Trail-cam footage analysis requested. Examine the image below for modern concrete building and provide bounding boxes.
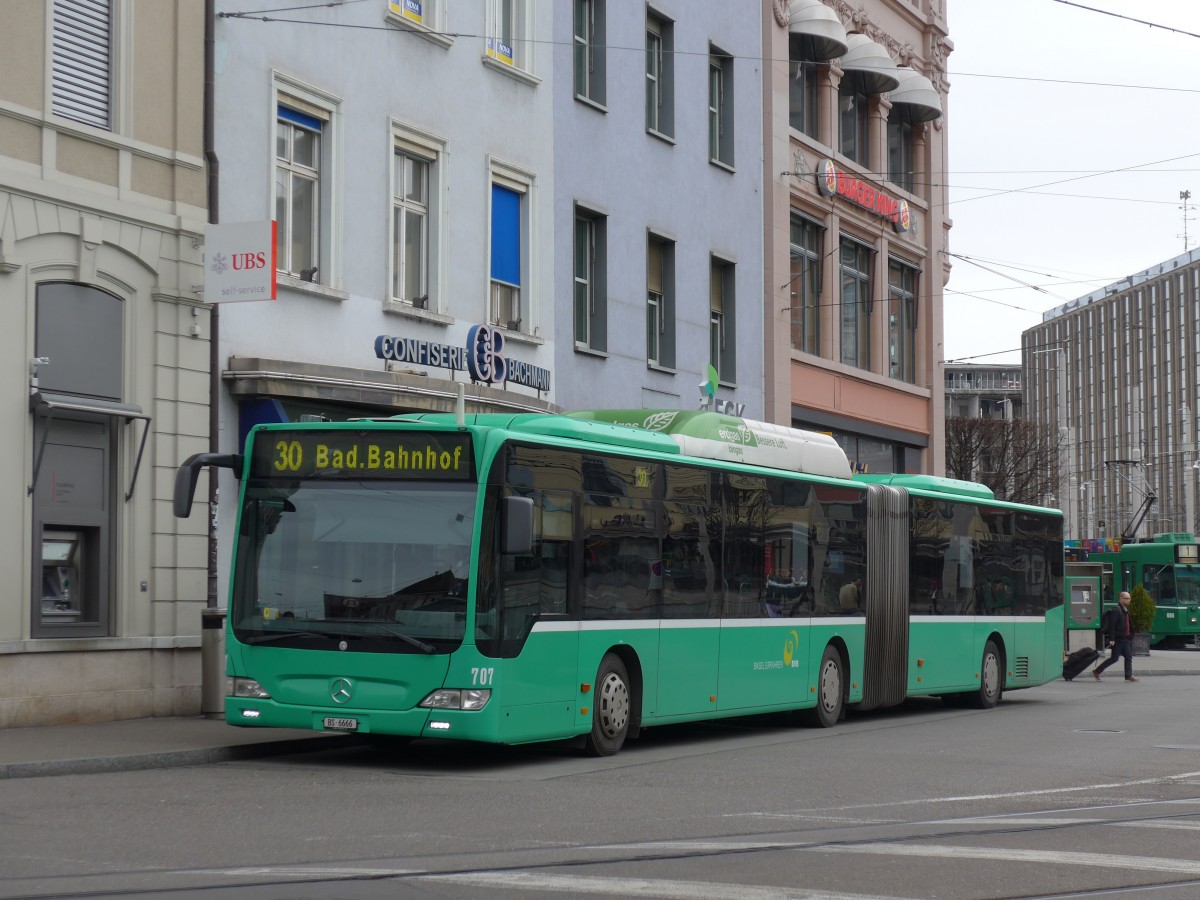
[1024,247,1200,541]
[553,2,764,417]
[763,0,951,475]
[944,363,1023,420]
[0,1,209,726]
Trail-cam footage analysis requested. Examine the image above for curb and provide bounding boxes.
[0,734,369,781]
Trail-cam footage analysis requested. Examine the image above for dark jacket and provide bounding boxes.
[1102,604,1134,642]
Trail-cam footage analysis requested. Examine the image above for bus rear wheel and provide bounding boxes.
[584,653,631,756]
[803,645,844,728]
[968,640,1004,709]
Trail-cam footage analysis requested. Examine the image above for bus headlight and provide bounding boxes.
[233,678,271,699]
[419,689,491,711]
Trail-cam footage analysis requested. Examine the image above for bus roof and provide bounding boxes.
[567,409,851,479]
[856,473,997,501]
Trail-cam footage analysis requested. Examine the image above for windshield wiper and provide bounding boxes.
[242,629,335,645]
[370,624,437,654]
[241,624,437,653]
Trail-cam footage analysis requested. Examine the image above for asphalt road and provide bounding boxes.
[2,675,1199,899]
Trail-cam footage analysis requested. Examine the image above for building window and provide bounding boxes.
[390,126,444,311]
[491,184,522,330]
[838,74,871,166]
[276,102,327,283]
[575,206,607,351]
[392,150,428,306]
[486,0,531,72]
[645,11,674,138]
[710,256,736,383]
[788,33,821,139]
[489,164,535,333]
[888,259,918,383]
[708,47,734,167]
[789,59,819,139]
[839,238,873,370]
[647,234,675,368]
[52,0,114,130]
[789,215,823,354]
[887,107,916,192]
[386,0,447,39]
[574,0,606,105]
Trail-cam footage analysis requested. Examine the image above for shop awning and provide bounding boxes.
[889,66,943,122]
[788,0,848,61]
[29,390,151,502]
[839,32,901,95]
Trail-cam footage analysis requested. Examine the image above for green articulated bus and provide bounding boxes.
[174,409,1064,756]
[1086,535,1200,647]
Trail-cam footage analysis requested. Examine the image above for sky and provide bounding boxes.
[943,0,1200,365]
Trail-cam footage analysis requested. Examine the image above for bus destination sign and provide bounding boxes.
[251,430,474,481]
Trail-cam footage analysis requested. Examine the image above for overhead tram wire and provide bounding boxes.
[941,151,1200,210]
[942,288,1046,316]
[944,253,1080,305]
[1051,0,1200,41]
[943,254,1120,283]
[216,7,1200,77]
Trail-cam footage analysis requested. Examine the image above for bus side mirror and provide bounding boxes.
[174,453,243,518]
[502,496,534,555]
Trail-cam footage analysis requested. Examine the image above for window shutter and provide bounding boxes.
[52,0,112,130]
[490,184,521,286]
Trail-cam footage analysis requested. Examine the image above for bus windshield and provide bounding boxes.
[231,480,478,652]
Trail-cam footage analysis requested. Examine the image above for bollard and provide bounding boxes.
[201,607,227,718]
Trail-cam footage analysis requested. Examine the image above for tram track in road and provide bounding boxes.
[4,791,1200,900]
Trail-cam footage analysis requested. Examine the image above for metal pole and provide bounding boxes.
[1056,348,1074,540]
[205,0,221,610]
[201,0,226,717]
[1185,406,1196,537]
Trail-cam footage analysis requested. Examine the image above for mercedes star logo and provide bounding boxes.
[330,678,354,704]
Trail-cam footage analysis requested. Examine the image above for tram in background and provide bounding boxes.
[1083,534,1200,648]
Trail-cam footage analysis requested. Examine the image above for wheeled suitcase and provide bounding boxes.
[1062,646,1100,681]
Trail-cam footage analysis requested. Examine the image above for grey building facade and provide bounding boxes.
[1024,248,1200,542]
[554,1,765,417]
[944,363,1023,420]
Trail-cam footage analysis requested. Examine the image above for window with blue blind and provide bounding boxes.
[276,104,324,281]
[490,184,523,330]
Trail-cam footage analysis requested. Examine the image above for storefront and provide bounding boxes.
[225,325,559,443]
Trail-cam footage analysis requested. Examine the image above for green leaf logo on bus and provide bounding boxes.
[783,629,800,667]
[642,411,679,432]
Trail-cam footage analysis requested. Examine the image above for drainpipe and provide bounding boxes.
[204,0,221,610]
[202,0,226,717]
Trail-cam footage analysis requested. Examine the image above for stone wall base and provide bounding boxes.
[0,648,201,728]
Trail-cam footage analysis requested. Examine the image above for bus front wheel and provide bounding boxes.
[584,653,631,756]
[804,645,844,728]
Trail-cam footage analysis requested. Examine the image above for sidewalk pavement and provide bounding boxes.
[3,650,1197,780]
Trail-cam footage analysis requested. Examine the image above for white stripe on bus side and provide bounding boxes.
[531,615,1047,633]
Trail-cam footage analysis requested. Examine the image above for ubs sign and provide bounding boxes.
[374,324,552,393]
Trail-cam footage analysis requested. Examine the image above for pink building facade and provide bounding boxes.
[763,0,951,475]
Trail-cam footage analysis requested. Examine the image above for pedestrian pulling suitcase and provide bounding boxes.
[1062,646,1100,681]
